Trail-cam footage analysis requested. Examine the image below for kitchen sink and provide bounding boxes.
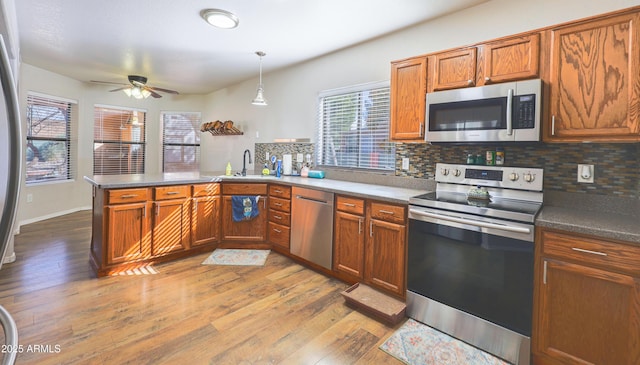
[218,174,276,180]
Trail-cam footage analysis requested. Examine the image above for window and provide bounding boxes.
[25,93,76,184]
[161,112,201,172]
[93,106,146,175]
[318,81,395,171]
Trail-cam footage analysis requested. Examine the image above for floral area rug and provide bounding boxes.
[380,319,511,365]
[201,249,270,266]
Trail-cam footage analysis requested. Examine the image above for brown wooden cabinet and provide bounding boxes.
[151,185,191,256]
[390,57,427,141]
[533,228,640,365]
[105,200,151,265]
[221,183,268,242]
[365,201,407,297]
[431,47,478,91]
[268,184,291,251]
[546,12,640,142]
[333,196,407,298]
[333,196,366,280]
[191,183,220,247]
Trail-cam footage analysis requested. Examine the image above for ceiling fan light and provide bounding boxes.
[141,89,151,99]
[201,9,239,29]
[123,88,132,97]
[131,87,143,99]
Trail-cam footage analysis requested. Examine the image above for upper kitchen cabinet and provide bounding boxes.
[546,12,640,142]
[390,56,427,141]
[429,33,540,92]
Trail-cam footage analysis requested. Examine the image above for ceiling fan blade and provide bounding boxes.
[144,87,162,98]
[91,80,129,86]
[109,86,130,92]
[148,86,179,95]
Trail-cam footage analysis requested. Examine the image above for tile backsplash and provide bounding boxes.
[255,141,639,199]
[395,142,639,198]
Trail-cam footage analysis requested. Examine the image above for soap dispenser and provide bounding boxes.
[225,162,232,176]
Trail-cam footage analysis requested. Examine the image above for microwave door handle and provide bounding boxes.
[506,88,514,136]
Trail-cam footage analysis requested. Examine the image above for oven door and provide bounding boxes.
[408,205,534,336]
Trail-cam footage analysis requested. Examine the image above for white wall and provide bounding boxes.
[18,64,205,225]
[201,0,640,172]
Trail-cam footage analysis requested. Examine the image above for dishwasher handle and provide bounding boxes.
[295,195,332,206]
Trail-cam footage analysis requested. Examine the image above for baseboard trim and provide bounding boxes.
[19,206,92,227]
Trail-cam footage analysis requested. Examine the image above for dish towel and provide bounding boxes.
[231,195,260,222]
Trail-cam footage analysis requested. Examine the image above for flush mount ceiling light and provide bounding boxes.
[201,9,239,29]
[252,51,267,106]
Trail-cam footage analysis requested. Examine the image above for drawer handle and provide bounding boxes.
[165,191,180,195]
[120,194,138,198]
[342,203,356,207]
[378,209,395,215]
[274,189,283,193]
[571,247,607,256]
[273,228,282,233]
[273,215,282,220]
[274,202,282,206]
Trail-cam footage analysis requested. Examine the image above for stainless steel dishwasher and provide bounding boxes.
[290,187,334,270]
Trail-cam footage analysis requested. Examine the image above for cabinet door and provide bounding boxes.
[106,202,151,264]
[390,57,427,141]
[535,259,640,365]
[333,211,365,280]
[221,196,267,242]
[479,34,539,85]
[152,199,190,256]
[191,196,220,247]
[365,219,406,296]
[431,48,477,91]
[548,13,640,141]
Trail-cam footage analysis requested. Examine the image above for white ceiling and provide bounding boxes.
[15,0,488,95]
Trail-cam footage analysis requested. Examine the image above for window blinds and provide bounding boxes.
[161,112,201,172]
[93,106,146,175]
[25,93,76,184]
[318,82,395,170]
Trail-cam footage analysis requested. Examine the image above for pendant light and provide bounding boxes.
[251,51,267,106]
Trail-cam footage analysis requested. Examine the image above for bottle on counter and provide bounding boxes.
[225,162,232,176]
[495,147,505,165]
[486,150,495,166]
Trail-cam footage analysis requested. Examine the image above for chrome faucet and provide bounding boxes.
[242,149,252,176]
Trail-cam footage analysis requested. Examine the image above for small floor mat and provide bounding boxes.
[380,319,511,365]
[201,249,270,266]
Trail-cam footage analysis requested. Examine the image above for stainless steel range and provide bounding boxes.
[407,163,543,365]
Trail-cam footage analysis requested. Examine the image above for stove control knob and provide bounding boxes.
[509,172,519,181]
[524,172,535,183]
[452,169,461,177]
[441,168,449,176]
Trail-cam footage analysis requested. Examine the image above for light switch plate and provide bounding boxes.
[402,158,410,170]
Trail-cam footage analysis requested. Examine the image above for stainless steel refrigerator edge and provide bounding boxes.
[290,187,334,270]
[0,33,21,364]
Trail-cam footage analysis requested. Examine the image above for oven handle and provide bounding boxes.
[409,209,531,234]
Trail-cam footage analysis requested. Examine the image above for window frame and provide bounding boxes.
[160,111,202,173]
[25,92,76,185]
[317,80,395,172]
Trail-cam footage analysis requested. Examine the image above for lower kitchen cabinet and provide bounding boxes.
[221,183,268,242]
[151,186,191,256]
[333,196,407,298]
[533,228,640,365]
[105,201,151,265]
[268,184,291,251]
[191,183,221,247]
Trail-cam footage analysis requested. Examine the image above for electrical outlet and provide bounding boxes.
[402,158,410,170]
[577,164,594,183]
[26,193,33,203]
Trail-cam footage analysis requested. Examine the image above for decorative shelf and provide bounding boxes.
[206,126,243,136]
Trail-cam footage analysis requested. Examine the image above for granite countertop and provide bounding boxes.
[536,192,640,245]
[84,173,429,205]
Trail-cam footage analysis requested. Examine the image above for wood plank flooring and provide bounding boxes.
[0,211,404,364]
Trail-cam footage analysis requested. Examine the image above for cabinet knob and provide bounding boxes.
[467,79,474,85]
[485,77,491,82]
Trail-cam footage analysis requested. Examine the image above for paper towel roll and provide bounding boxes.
[282,154,293,175]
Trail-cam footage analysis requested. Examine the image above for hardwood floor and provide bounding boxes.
[0,211,404,364]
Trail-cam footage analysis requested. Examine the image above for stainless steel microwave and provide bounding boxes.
[425,78,542,143]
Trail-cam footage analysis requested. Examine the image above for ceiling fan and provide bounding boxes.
[91,75,179,99]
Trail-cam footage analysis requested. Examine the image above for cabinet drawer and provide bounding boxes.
[222,183,268,196]
[154,185,190,200]
[541,230,640,276]
[269,197,291,213]
[269,209,291,227]
[269,222,290,247]
[192,183,220,197]
[369,201,406,224]
[269,184,291,199]
[336,196,365,215]
[107,188,149,204]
